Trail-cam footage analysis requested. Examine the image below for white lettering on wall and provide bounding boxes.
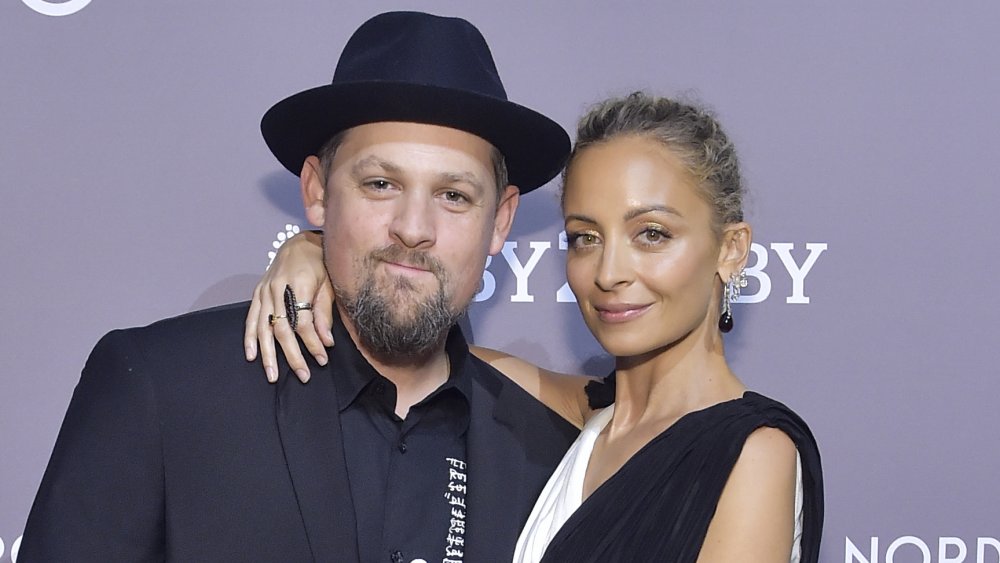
[770,243,827,304]
[265,226,827,305]
[474,256,496,302]
[886,536,932,563]
[980,538,1000,561]
[500,241,550,303]
[940,537,968,563]
[740,243,772,304]
[555,231,576,303]
[21,0,91,16]
[0,535,23,563]
[847,536,878,563]
[846,536,1000,563]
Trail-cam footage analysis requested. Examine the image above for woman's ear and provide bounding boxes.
[717,222,752,279]
[300,156,326,228]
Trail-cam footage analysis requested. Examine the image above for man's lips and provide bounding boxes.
[383,260,432,274]
[593,302,652,323]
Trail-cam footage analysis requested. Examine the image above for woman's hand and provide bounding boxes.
[244,230,334,383]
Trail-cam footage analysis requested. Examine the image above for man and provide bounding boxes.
[20,12,577,562]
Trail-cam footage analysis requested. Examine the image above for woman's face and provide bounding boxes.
[563,135,723,359]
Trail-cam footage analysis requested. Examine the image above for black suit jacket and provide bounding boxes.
[20,302,578,562]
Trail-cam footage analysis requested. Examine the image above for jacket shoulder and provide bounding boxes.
[465,354,578,442]
[86,301,261,392]
[96,300,251,357]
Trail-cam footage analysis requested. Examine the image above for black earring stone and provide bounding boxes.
[718,311,733,333]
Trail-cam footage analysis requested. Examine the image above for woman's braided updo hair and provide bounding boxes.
[563,92,745,232]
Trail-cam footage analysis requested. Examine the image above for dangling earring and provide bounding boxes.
[718,270,748,333]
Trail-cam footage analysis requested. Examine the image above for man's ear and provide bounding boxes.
[489,185,520,255]
[717,221,752,279]
[300,156,326,228]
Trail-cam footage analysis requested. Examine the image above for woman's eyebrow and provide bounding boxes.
[624,204,682,221]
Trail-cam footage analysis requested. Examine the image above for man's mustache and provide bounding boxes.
[368,245,447,282]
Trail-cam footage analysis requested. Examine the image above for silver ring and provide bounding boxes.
[293,302,313,312]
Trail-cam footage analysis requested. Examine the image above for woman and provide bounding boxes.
[246,93,823,561]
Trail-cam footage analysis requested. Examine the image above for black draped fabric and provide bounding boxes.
[540,390,824,563]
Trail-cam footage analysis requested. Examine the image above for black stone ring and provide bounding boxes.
[283,285,299,331]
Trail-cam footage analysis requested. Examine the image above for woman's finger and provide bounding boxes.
[256,287,279,383]
[244,284,262,361]
[294,309,328,366]
[314,281,336,347]
[270,279,311,383]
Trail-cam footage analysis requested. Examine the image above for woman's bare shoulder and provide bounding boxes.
[697,426,798,562]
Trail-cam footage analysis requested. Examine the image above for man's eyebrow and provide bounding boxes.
[436,171,485,193]
[351,155,402,176]
[624,204,683,221]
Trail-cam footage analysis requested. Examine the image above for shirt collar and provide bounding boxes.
[329,309,473,413]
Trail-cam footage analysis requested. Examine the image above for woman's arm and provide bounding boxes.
[697,427,799,562]
[244,232,593,427]
[471,346,591,429]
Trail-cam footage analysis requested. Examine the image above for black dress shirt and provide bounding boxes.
[332,314,473,563]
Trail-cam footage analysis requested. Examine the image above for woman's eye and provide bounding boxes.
[640,228,670,244]
[568,232,599,247]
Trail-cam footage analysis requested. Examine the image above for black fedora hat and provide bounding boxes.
[261,11,570,193]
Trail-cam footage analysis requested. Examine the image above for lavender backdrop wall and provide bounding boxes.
[2,1,998,561]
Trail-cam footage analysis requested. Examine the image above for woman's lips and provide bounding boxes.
[593,303,652,323]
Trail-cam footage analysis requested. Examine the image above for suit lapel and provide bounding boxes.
[463,366,530,562]
[275,362,359,561]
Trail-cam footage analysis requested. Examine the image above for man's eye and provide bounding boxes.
[365,180,392,190]
[443,190,469,203]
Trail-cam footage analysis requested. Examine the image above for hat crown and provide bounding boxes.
[261,11,569,192]
[333,11,507,100]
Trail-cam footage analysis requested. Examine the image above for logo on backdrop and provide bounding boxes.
[846,536,1000,563]
[267,226,828,304]
[21,0,91,16]
[267,224,301,269]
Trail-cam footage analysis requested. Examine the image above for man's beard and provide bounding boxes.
[333,244,466,364]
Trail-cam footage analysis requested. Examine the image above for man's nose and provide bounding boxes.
[389,191,436,249]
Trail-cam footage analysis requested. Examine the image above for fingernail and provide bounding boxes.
[245,345,255,362]
[326,330,334,343]
[317,355,328,366]
[265,366,277,383]
[295,369,310,383]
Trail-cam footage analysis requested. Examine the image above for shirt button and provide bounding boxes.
[390,550,403,563]
[398,440,407,453]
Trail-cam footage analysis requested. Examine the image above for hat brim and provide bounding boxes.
[261,82,570,193]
